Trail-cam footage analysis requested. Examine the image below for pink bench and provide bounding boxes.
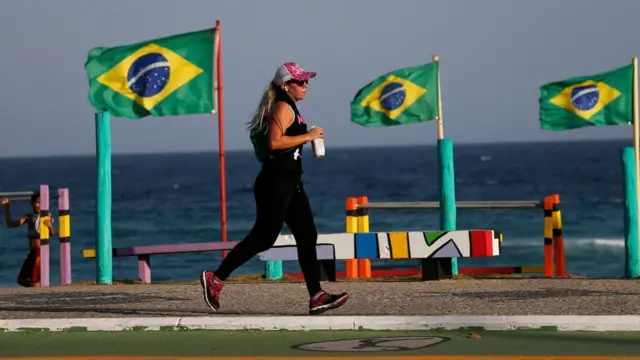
[83,241,239,283]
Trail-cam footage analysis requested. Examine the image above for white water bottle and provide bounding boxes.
[310,126,325,159]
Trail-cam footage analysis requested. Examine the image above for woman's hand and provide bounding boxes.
[306,127,324,142]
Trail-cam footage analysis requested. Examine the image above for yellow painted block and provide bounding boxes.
[346,215,358,233]
[59,215,71,238]
[388,232,409,259]
[83,249,97,258]
[553,211,563,229]
[543,216,553,238]
[357,215,370,233]
[39,216,50,240]
[521,265,546,274]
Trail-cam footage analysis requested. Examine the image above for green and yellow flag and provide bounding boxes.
[539,64,633,130]
[85,28,216,119]
[350,62,439,127]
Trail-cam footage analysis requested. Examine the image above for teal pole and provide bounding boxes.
[264,260,283,280]
[438,138,458,275]
[95,111,113,284]
[622,146,640,278]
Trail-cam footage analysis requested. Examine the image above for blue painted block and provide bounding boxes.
[355,233,378,259]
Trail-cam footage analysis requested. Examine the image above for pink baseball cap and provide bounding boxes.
[273,62,317,85]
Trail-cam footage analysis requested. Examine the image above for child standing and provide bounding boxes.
[1,191,55,287]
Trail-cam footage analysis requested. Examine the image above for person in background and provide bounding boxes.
[199,62,349,315]
[1,191,55,287]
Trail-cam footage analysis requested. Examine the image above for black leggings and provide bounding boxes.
[215,168,322,296]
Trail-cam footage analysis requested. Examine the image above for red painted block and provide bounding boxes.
[470,230,493,257]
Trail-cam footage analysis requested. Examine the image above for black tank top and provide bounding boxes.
[251,90,308,173]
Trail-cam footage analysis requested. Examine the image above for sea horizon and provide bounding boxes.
[0,136,633,160]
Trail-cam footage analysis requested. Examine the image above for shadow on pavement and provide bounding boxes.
[419,288,638,300]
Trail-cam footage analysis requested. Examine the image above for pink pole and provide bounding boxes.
[58,188,71,285]
[39,184,50,287]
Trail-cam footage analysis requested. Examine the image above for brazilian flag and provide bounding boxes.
[539,64,633,130]
[350,62,439,127]
[85,28,216,119]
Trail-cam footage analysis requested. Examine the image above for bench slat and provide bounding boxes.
[83,241,239,258]
[259,244,335,261]
[115,241,239,256]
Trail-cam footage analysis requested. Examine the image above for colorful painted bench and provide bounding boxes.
[82,229,501,284]
[258,229,501,281]
[258,229,501,261]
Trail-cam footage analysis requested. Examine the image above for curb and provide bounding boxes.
[2,315,640,332]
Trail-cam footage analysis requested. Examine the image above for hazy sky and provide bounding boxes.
[1,0,639,157]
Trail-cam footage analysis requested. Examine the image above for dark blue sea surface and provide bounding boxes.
[0,140,631,286]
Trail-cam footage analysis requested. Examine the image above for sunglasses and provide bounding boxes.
[287,79,308,86]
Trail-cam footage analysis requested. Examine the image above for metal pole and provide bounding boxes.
[358,200,542,209]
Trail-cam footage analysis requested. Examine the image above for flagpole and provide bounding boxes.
[634,56,640,275]
[435,55,444,140]
[432,54,459,277]
[623,57,640,278]
[215,20,228,258]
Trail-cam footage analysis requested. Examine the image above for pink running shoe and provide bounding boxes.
[200,270,224,311]
[309,290,349,315]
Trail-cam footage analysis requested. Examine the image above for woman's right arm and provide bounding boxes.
[268,102,322,150]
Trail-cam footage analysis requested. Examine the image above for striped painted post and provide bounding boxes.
[344,197,358,279]
[356,196,371,278]
[39,184,50,287]
[543,195,554,278]
[551,194,567,278]
[58,188,71,285]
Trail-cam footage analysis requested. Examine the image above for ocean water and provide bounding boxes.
[0,140,632,286]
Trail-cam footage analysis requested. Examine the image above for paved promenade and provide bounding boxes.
[2,278,640,357]
[0,278,638,319]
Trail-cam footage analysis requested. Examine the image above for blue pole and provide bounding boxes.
[95,111,113,284]
[622,146,640,278]
[438,138,458,275]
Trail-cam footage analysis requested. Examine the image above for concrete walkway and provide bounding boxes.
[1,278,640,332]
[0,278,638,319]
[1,278,640,358]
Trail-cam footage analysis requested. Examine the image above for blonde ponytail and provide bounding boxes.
[247,81,279,135]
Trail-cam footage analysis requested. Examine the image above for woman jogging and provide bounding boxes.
[200,62,349,315]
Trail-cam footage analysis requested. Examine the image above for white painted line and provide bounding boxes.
[2,315,640,332]
[377,233,391,259]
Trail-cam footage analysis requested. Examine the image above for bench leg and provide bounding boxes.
[138,255,151,284]
[318,260,336,282]
[421,258,453,281]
